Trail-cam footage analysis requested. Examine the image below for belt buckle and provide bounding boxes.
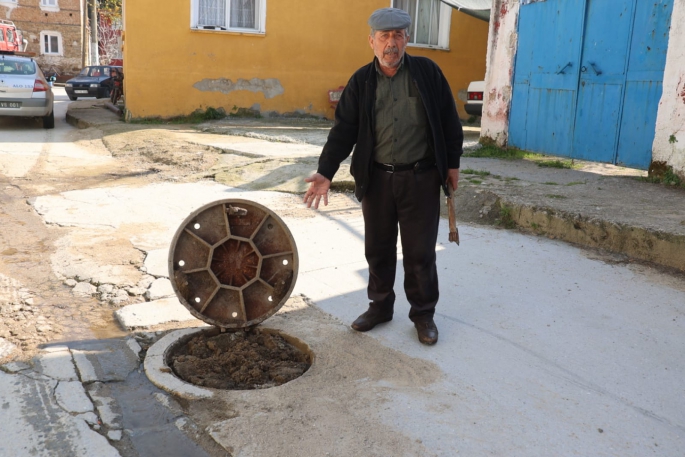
[386,163,395,173]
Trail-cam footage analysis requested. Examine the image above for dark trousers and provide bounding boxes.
[361,166,442,322]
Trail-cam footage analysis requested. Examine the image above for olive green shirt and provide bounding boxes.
[373,58,432,164]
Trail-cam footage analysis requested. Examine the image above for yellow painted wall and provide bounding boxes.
[123,0,488,120]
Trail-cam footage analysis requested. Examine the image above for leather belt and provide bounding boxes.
[373,158,436,173]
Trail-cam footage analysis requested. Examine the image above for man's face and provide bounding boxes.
[369,29,409,70]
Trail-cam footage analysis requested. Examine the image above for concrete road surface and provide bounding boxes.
[0,90,683,456]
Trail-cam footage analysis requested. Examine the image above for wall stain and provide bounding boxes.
[193,78,284,99]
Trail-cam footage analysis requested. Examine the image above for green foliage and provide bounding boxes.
[497,204,516,229]
[461,169,491,176]
[129,107,227,125]
[546,194,567,199]
[640,167,684,188]
[229,106,262,118]
[542,181,558,185]
[98,0,121,13]
[466,145,536,160]
[669,134,678,144]
[535,159,574,169]
[565,181,586,186]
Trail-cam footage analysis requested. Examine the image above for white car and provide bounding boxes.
[465,80,484,117]
[0,53,54,129]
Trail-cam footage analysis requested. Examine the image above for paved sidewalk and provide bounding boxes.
[67,102,685,273]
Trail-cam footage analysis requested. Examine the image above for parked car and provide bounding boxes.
[465,80,484,117]
[0,53,54,129]
[65,65,122,101]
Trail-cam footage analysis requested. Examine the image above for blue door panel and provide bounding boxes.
[509,0,585,155]
[616,0,674,169]
[628,0,673,73]
[578,0,634,77]
[617,81,663,168]
[509,0,673,169]
[572,82,623,162]
[526,88,575,156]
[508,83,530,149]
[571,0,634,164]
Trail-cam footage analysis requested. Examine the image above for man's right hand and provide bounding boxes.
[303,173,331,209]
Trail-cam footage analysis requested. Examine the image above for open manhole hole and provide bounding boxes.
[157,199,312,391]
[166,326,312,390]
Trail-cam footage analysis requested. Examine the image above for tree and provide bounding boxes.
[97,0,122,64]
[98,0,122,17]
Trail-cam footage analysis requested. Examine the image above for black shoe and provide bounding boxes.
[414,319,438,345]
[351,308,393,332]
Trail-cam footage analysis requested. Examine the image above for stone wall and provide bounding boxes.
[0,0,85,77]
[480,0,518,147]
[653,0,685,179]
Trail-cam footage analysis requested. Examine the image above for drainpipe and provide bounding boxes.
[82,0,87,66]
[90,0,99,65]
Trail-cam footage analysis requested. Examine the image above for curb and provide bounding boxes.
[103,101,123,117]
[143,327,214,400]
[454,187,685,273]
[65,111,92,129]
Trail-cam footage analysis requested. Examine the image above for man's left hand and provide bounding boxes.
[447,168,459,191]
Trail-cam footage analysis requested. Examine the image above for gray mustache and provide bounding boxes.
[384,47,399,55]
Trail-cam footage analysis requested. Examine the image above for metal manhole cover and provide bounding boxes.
[168,199,298,329]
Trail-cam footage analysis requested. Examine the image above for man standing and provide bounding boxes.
[303,7,463,345]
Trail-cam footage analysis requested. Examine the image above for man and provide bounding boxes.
[303,7,463,345]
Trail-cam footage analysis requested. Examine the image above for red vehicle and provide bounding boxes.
[0,20,27,53]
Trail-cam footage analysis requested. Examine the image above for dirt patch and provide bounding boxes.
[169,327,311,390]
[101,128,222,178]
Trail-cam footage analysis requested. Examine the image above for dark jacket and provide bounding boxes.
[317,53,463,201]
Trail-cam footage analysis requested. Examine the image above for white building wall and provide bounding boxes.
[480,0,519,146]
[653,0,685,178]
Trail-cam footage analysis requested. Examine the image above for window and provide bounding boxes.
[191,0,265,33]
[0,58,35,75]
[40,0,59,11]
[40,31,62,55]
[392,0,451,49]
[79,66,111,77]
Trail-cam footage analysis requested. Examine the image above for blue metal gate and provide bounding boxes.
[508,0,674,169]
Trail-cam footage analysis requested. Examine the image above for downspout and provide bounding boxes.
[90,0,99,65]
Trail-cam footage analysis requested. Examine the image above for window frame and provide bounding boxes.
[40,0,59,11]
[190,0,266,34]
[40,31,63,56]
[391,0,451,50]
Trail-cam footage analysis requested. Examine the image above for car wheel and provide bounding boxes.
[43,110,55,129]
[68,95,77,101]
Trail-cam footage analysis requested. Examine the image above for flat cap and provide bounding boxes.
[368,7,412,31]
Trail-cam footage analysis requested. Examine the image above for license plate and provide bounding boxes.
[75,90,88,94]
[0,101,21,108]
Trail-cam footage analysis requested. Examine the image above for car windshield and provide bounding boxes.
[78,66,111,77]
[0,58,36,75]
